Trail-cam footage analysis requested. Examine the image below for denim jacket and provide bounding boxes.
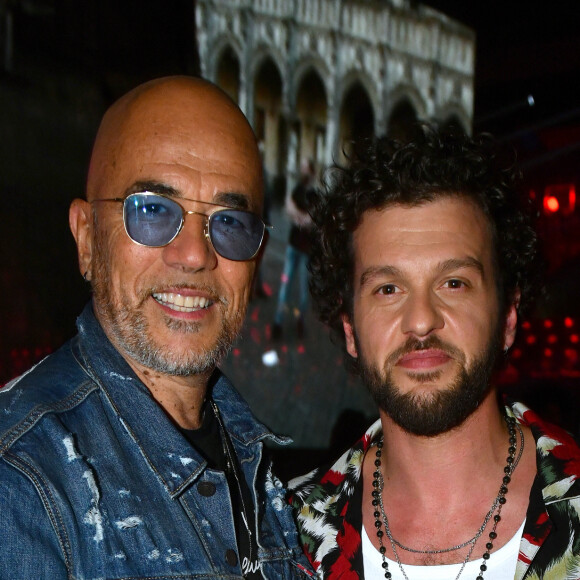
[0,304,314,579]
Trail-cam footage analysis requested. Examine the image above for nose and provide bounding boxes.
[161,213,218,272]
[400,289,444,338]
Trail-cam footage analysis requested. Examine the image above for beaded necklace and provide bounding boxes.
[371,415,524,580]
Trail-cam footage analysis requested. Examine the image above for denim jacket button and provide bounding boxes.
[197,481,216,496]
[225,549,238,566]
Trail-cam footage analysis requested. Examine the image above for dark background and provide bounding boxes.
[1,1,579,452]
[0,0,199,377]
[431,2,579,126]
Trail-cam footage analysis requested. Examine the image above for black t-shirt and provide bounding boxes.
[179,402,262,579]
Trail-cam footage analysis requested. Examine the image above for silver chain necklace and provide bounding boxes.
[380,487,501,555]
[371,415,524,580]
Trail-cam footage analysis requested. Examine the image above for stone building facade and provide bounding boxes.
[196,0,474,197]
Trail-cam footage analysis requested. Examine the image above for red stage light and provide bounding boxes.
[544,196,559,213]
[543,183,576,215]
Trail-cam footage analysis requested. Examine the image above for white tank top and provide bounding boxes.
[362,520,525,580]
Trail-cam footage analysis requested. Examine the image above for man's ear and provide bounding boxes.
[69,199,94,281]
[503,289,521,350]
[342,314,358,358]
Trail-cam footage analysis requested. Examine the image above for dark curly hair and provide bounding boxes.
[308,126,543,367]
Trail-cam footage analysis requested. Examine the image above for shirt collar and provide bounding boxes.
[509,401,580,504]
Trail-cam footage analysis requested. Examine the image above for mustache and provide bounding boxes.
[386,335,465,367]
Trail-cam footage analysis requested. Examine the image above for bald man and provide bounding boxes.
[0,77,313,579]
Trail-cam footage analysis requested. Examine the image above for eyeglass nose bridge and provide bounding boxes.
[177,208,213,247]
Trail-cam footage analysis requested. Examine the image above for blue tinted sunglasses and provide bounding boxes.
[94,192,268,261]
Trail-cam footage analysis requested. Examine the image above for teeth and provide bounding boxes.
[153,292,211,312]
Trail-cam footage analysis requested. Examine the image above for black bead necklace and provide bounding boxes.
[371,415,524,580]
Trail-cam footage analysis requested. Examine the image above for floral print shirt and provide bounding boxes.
[289,402,580,579]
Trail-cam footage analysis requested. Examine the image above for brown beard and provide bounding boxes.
[355,328,503,436]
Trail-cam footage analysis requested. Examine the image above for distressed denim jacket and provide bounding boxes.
[0,304,314,579]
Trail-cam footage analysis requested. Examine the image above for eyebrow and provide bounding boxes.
[125,182,252,211]
[360,265,402,289]
[359,257,485,288]
[126,181,178,197]
[213,192,251,211]
[438,257,485,278]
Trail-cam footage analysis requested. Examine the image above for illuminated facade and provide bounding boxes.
[196,0,475,195]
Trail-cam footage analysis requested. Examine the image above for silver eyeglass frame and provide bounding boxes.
[92,191,271,261]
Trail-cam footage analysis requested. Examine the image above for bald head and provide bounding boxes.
[69,75,265,386]
[86,76,263,206]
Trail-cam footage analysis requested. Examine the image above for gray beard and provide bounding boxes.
[90,222,242,376]
[104,301,239,376]
[356,330,502,437]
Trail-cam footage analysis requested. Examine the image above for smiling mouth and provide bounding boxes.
[153,292,212,312]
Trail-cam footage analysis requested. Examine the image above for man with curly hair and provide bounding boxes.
[289,127,580,579]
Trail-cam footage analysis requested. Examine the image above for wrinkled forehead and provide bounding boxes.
[87,80,263,208]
